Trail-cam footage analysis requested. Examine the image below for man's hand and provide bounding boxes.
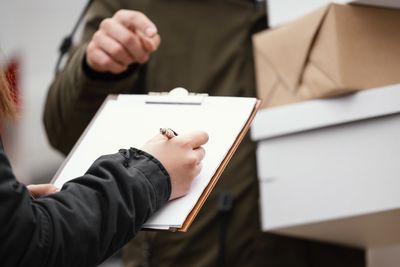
[142,131,209,200]
[86,10,161,74]
[27,184,59,198]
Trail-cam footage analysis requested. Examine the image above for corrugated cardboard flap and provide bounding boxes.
[253,4,331,93]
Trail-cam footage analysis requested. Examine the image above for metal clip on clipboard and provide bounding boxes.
[145,87,208,105]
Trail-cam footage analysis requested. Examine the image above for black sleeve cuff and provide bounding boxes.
[119,148,172,206]
[82,54,139,81]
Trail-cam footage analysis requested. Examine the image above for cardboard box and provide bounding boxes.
[253,3,400,109]
[251,84,400,247]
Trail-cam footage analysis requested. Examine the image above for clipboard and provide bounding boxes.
[52,88,261,232]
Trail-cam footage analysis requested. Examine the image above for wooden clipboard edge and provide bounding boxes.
[176,99,262,232]
[50,95,118,185]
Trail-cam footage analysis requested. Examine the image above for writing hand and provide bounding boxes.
[142,130,209,200]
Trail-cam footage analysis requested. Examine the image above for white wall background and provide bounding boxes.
[0,0,86,183]
[267,0,400,27]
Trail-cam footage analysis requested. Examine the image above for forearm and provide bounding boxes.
[41,148,170,266]
[0,148,170,267]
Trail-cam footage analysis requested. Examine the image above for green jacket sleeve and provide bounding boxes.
[43,0,144,155]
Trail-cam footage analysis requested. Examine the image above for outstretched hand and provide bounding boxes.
[86,9,161,74]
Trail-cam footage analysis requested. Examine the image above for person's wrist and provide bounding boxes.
[122,148,172,205]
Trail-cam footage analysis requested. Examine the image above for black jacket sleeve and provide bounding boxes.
[0,144,171,267]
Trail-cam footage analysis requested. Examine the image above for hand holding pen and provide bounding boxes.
[142,129,209,200]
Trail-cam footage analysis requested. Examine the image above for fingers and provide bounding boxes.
[92,30,134,65]
[140,32,161,53]
[178,131,209,148]
[193,146,206,163]
[114,10,158,38]
[86,39,128,73]
[27,184,60,198]
[100,18,150,63]
[192,162,202,180]
[86,9,160,73]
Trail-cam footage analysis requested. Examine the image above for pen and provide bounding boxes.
[160,128,178,139]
